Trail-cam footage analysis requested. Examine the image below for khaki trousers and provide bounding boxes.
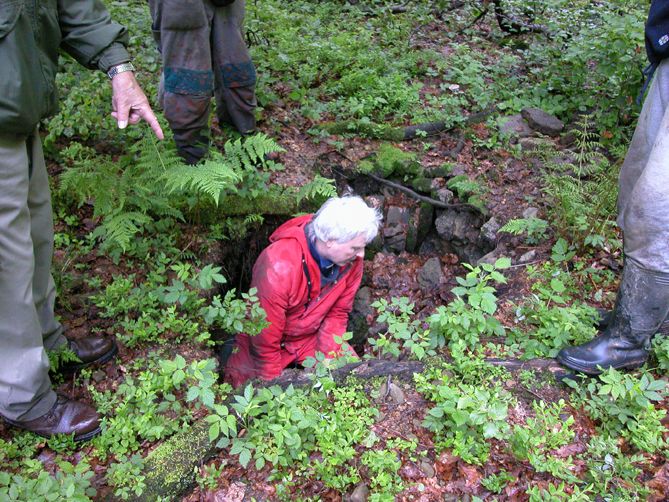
[618,59,669,273]
[0,130,65,421]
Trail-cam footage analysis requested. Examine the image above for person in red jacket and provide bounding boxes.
[225,196,382,387]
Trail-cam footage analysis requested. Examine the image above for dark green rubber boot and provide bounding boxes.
[557,260,669,375]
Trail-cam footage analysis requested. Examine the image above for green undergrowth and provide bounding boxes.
[4,0,663,499]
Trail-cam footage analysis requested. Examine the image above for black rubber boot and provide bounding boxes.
[596,308,669,336]
[557,260,669,375]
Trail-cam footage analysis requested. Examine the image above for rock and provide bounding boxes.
[388,383,406,404]
[405,203,434,252]
[92,370,106,383]
[498,114,533,138]
[518,250,537,263]
[384,234,406,254]
[518,137,544,152]
[435,210,479,242]
[427,162,455,178]
[385,205,409,227]
[375,144,422,178]
[522,207,539,219]
[348,287,374,346]
[348,483,369,502]
[419,459,436,478]
[480,217,501,246]
[434,209,489,265]
[383,224,403,238]
[476,247,502,266]
[418,233,453,256]
[418,257,444,290]
[521,107,564,136]
[433,188,454,204]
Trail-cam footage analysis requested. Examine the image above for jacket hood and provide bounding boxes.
[269,214,313,252]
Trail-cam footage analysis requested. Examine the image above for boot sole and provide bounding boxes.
[556,352,648,375]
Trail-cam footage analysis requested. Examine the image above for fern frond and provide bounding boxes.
[296,175,338,202]
[93,211,152,251]
[224,133,284,171]
[162,161,242,204]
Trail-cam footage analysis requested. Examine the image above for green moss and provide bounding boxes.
[410,176,433,194]
[376,144,421,178]
[319,121,406,141]
[131,421,215,501]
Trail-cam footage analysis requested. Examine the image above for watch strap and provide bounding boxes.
[107,62,136,80]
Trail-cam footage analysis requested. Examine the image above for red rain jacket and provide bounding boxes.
[224,215,362,387]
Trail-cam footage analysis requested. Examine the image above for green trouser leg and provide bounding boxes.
[0,130,64,421]
[149,0,256,163]
[212,0,257,135]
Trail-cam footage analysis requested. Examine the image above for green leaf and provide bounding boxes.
[238,448,252,468]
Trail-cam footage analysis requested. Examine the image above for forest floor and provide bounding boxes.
[2,1,668,501]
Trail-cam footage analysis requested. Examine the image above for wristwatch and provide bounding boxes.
[107,62,136,80]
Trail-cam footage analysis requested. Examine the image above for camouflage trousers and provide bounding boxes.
[149,0,257,164]
[618,58,669,274]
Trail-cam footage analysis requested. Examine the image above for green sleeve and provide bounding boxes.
[57,0,131,72]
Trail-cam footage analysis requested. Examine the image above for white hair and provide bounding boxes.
[312,195,382,243]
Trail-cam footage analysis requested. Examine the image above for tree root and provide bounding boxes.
[366,172,483,213]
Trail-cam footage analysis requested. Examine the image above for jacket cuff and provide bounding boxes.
[95,43,131,73]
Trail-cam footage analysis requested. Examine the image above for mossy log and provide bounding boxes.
[126,419,215,501]
[319,107,497,141]
[129,357,568,501]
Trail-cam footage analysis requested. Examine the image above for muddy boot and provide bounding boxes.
[557,260,669,375]
[596,308,669,336]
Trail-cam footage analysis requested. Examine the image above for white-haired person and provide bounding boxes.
[224,195,382,387]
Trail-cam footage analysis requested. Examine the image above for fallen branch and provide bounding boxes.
[366,172,483,214]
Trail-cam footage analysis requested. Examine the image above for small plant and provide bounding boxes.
[446,174,487,210]
[509,400,578,482]
[651,335,669,371]
[196,461,226,491]
[47,345,81,375]
[0,461,96,501]
[481,470,515,494]
[541,116,620,252]
[368,297,434,360]
[428,258,510,351]
[202,287,268,337]
[59,133,282,253]
[360,449,403,500]
[106,454,146,500]
[46,433,78,454]
[564,368,667,453]
[417,366,513,465]
[499,217,549,245]
[579,436,649,499]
